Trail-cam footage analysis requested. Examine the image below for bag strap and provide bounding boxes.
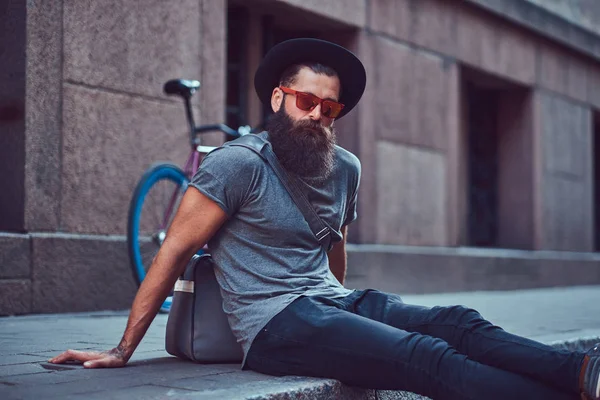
[227,133,333,251]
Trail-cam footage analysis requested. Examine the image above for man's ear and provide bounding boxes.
[271,87,283,113]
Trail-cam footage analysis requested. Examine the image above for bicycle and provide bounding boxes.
[126,79,250,312]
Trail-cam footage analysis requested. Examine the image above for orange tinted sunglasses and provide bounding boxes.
[279,86,345,119]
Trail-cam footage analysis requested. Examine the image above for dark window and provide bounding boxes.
[226,7,249,129]
[466,83,500,247]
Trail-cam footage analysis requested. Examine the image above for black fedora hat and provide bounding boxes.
[254,38,366,120]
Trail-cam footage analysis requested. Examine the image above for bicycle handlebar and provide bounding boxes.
[165,79,258,148]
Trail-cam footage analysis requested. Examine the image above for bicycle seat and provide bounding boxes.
[163,79,200,98]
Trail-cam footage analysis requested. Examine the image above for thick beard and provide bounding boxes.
[266,107,337,183]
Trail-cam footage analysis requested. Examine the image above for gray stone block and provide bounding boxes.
[0,233,30,279]
[161,370,275,391]
[63,0,201,99]
[162,376,371,400]
[60,84,190,235]
[62,384,196,400]
[31,234,137,313]
[346,245,600,294]
[0,280,31,316]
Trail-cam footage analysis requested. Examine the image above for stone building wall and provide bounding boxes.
[2,0,600,315]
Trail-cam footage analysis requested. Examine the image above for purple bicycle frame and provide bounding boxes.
[159,145,215,231]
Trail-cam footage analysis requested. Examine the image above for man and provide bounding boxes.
[51,38,599,400]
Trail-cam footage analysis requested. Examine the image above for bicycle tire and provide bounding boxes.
[127,163,189,286]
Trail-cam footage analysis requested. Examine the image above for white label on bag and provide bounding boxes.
[174,280,194,293]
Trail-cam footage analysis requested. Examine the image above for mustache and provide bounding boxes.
[293,118,333,138]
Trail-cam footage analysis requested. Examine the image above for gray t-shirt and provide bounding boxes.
[188,133,361,365]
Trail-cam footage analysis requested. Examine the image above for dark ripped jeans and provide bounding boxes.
[245,289,585,400]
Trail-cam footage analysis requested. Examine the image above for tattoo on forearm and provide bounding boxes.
[109,339,130,360]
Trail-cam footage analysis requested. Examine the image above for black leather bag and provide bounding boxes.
[165,254,243,362]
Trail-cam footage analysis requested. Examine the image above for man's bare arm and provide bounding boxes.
[327,226,348,285]
[49,188,228,368]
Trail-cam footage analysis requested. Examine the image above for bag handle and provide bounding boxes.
[228,133,333,251]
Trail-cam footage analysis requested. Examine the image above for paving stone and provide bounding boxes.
[0,354,46,366]
[0,363,49,377]
[1,345,98,357]
[5,362,236,398]
[2,369,95,386]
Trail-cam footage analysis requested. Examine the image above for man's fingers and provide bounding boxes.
[83,356,124,369]
[48,349,126,369]
[49,349,102,364]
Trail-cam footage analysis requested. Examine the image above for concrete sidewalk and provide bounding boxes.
[1,286,600,399]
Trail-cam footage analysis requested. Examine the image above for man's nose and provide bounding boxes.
[308,103,322,121]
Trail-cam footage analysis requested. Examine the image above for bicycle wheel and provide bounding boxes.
[127,163,189,287]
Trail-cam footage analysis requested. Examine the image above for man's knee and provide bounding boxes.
[442,305,487,327]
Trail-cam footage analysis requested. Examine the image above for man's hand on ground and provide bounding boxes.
[48,348,128,368]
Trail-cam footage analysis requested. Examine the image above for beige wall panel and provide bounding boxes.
[356,32,379,244]
[370,37,450,151]
[63,0,202,99]
[537,93,594,251]
[376,141,446,246]
[276,0,366,27]
[540,95,590,177]
[538,42,589,103]
[456,6,536,85]
[542,175,593,251]
[369,0,457,55]
[60,85,189,235]
[566,55,590,103]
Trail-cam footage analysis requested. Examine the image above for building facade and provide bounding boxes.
[2,0,600,315]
